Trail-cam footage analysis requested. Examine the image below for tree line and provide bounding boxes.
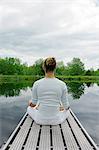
[0,57,99,76]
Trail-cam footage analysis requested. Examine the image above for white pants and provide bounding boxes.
[27,106,69,125]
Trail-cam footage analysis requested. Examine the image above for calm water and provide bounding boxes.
[0,80,99,147]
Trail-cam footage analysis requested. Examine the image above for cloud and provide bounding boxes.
[0,0,99,69]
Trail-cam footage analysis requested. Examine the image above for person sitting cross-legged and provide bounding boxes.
[27,57,70,125]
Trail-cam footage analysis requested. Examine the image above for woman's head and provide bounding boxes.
[43,57,56,73]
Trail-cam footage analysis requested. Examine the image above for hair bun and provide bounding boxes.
[46,57,56,66]
[43,57,56,72]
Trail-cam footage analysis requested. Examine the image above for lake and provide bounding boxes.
[0,80,99,148]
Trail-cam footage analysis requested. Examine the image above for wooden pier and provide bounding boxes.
[1,109,98,150]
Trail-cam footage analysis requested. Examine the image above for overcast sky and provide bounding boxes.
[0,0,99,69]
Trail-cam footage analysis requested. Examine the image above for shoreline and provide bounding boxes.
[0,75,99,83]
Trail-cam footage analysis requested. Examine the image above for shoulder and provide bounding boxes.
[55,78,67,91]
[33,78,45,86]
[55,78,66,86]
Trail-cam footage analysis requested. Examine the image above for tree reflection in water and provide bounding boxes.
[66,81,99,100]
[0,80,98,99]
[0,82,33,97]
[66,82,85,99]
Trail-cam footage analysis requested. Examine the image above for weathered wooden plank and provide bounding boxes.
[39,126,50,150]
[61,120,79,150]
[9,116,32,150]
[52,125,65,150]
[68,111,94,150]
[24,122,40,150]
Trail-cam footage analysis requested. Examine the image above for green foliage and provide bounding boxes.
[0,57,99,76]
[0,57,44,76]
[33,58,44,75]
[85,68,95,76]
[85,70,92,76]
[0,57,23,75]
[66,58,85,75]
[85,68,99,76]
[56,61,66,75]
[94,69,99,76]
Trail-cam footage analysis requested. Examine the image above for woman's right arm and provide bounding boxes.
[29,82,38,107]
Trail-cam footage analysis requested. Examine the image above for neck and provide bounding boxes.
[45,72,55,78]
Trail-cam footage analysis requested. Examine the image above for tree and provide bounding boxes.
[33,59,44,75]
[85,70,92,76]
[56,61,65,75]
[94,69,99,76]
[66,58,85,76]
[0,57,97,76]
[0,57,24,75]
[85,68,95,76]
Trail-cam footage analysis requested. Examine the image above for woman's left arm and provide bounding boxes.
[61,84,70,110]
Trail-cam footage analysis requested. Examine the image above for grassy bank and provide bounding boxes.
[0,75,42,83]
[0,75,99,83]
[57,75,99,82]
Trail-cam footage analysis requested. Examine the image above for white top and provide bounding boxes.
[31,77,69,118]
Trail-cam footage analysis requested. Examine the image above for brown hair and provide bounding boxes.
[43,57,56,73]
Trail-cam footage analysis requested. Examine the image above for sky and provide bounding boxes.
[0,0,99,69]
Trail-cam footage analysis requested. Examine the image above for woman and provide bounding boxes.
[27,57,70,125]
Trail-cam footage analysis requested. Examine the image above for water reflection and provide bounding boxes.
[85,82,93,87]
[96,82,99,86]
[0,81,99,100]
[0,82,33,97]
[66,82,85,99]
[0,80,99,147]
